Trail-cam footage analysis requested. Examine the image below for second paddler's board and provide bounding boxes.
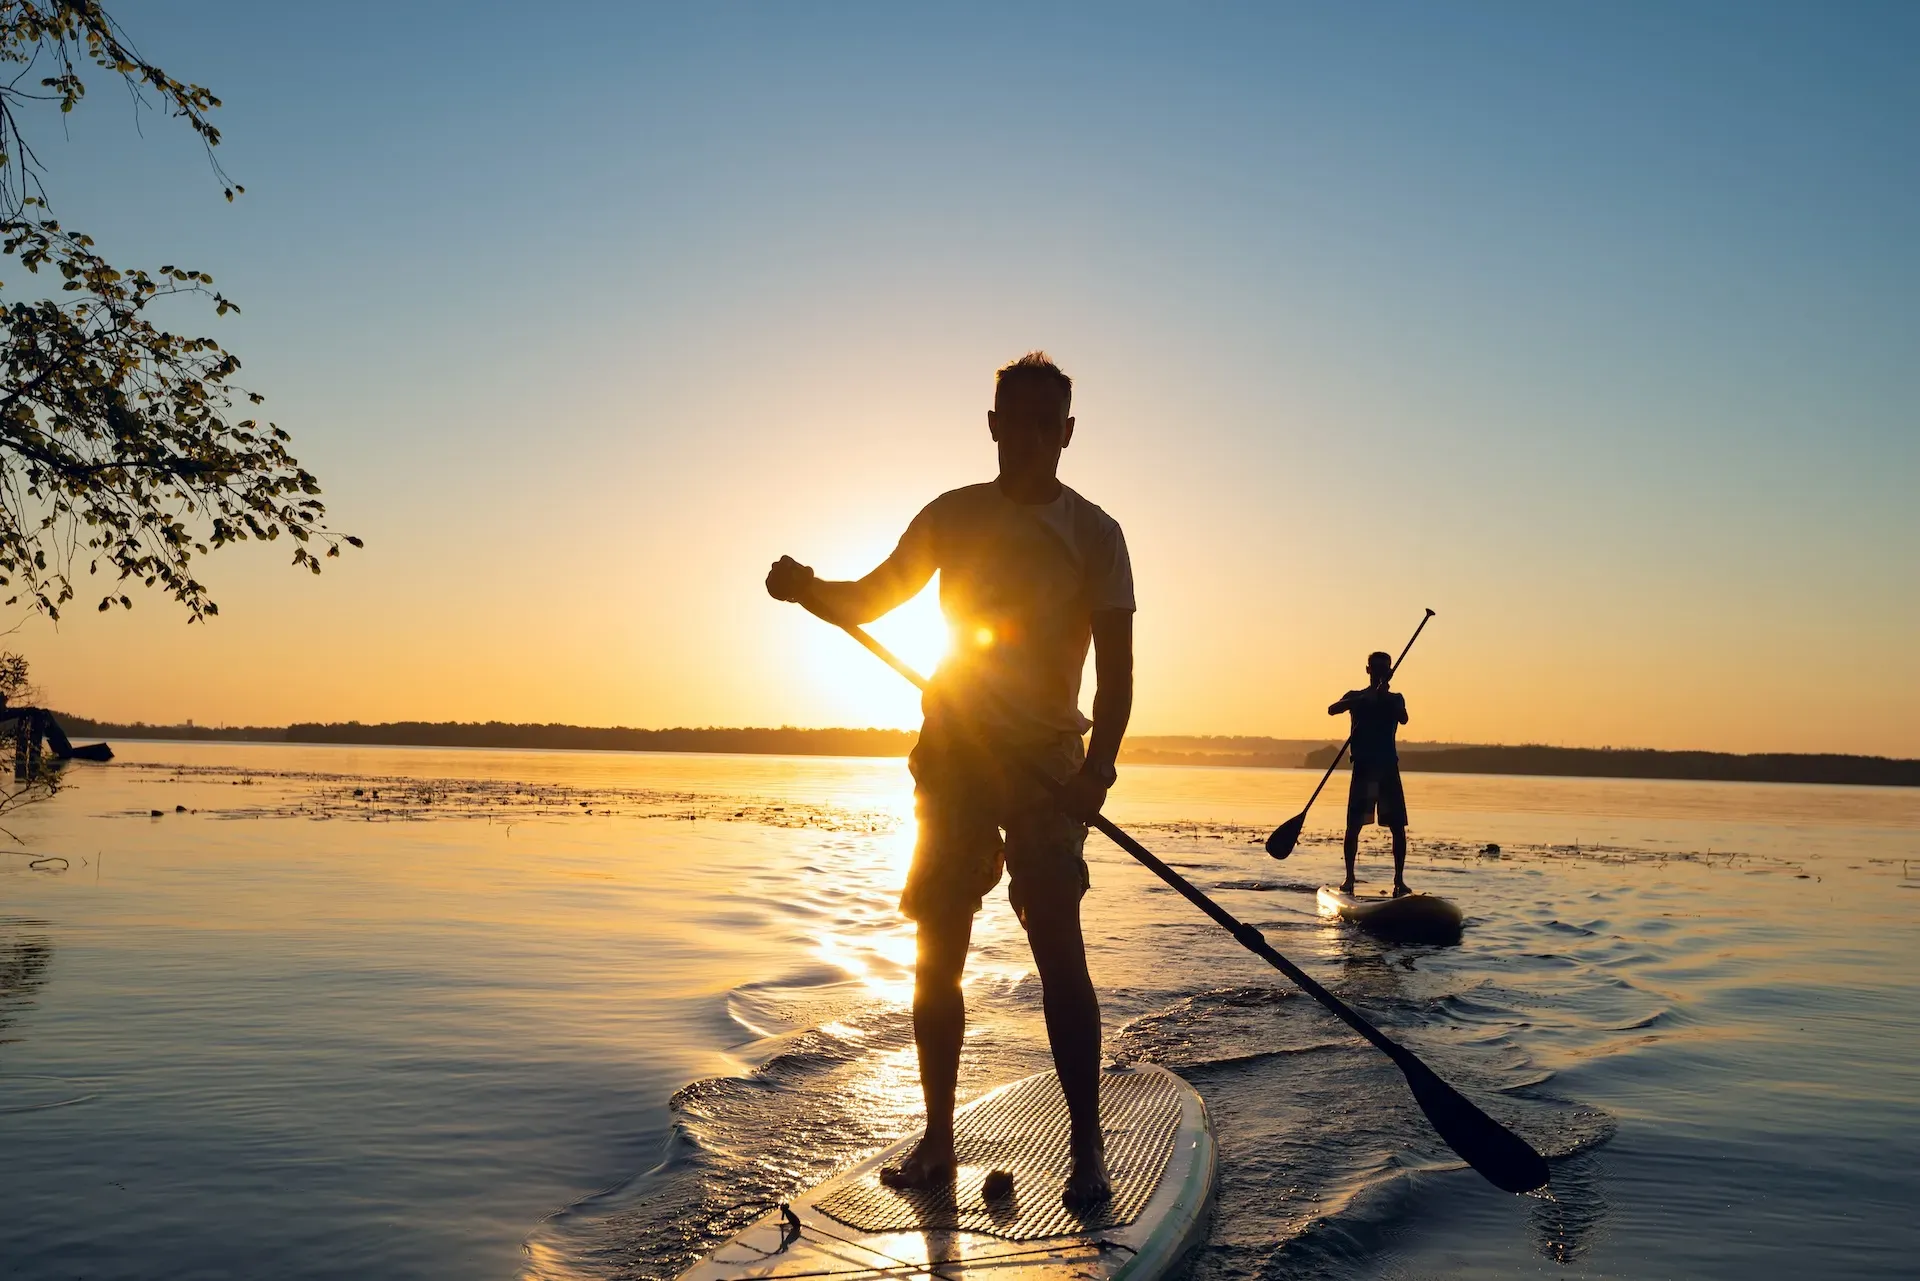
[1317,885,1466,943]
[676,1064,1214,1281]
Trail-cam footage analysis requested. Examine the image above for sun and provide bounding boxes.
[864,583,952,681]
[799,580,951,728]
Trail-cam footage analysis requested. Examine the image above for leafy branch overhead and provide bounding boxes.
[0,1,357,622]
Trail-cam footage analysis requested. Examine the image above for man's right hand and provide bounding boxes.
[765,556,816,603]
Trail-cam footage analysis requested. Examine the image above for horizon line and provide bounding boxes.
[48,711,1918,766]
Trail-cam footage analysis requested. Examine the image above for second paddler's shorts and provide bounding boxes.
[1346,761,1409,828]
[900,724,1089,927]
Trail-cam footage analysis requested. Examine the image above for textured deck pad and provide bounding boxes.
[814,1067,1182,1241]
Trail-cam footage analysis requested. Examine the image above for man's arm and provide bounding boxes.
[1396,694,1409,726]
[1061,609,1133,820]
[765,549,932,625]
[1331,679,1393,716]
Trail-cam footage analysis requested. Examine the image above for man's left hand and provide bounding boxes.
[1058,767,1112,822]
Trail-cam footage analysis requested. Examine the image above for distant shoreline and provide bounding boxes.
[1299,743,1918,788]
[53,714,1916,789]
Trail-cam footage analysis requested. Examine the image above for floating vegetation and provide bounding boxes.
[107,762,902,834]
[91,763,1835,878]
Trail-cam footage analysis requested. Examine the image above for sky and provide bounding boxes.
[8,2,1917,755]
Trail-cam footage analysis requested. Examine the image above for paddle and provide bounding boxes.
[1266,608,1435,859]
[801,599,1549,1195]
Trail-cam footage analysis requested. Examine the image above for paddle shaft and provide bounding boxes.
[817,606,1425,1066]
[1292,608,1437,819]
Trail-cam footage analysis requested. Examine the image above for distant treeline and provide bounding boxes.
[51,713,1917,786]
[1123,736,1478,769]
[287,722,921,757]
[1303,743,1919,788]
[54,715,918,759]
[55,713,279,743]
[1118,736,1335,769]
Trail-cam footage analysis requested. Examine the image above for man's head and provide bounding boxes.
[1367,651,1393,683]
[989,351,1074,482]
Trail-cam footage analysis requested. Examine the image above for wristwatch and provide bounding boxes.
[1082,760,1118,788]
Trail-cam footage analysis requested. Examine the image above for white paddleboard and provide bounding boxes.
[676,1063,1214,1281]
[1316,885,1465,941]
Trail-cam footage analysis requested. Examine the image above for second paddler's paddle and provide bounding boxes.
[802,598,1549,1196]
[1266,607,1436,859]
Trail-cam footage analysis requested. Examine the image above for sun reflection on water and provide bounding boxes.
[845,1042,927,1136]
[810,927,916,1005]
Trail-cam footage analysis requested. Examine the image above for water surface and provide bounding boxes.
[1,743,1914,1279]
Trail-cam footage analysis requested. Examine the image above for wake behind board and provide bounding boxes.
[1317,885,1465,944]
[676,1064,1214,1281]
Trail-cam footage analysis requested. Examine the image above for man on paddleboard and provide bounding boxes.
[1330,651,1412,897]
[765,351,1132,1211]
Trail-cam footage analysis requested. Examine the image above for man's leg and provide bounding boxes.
[1383,770,1410,895]
[888,727,1000,1189]
[1341,772,1371,894]
[1005,738,1109,1213]
[881,909,973,1188]
[1020,881,1110,1210]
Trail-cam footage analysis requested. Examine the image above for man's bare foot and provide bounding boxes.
[1061,1138,1111,1212]
[879,1135,956,1191]
[1338,878,1356,895]
[1391,882,1412,898]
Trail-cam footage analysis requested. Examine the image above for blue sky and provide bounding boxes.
[15,2,1918,753]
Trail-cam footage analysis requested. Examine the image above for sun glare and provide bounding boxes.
[856,587,952,691]
[864,584,952,679]
[799,580,952,728]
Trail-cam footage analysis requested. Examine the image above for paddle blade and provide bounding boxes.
[66,742,113,763]
[1401,1056,1550,1194]
[1265,813,1303,859]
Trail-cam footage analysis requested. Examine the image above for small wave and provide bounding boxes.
[1605,1007,1677,1032]
[1212,879,1322,894]
[0,1074,101,1114]
[1434,991,1525,1023]
[732,964,862,997]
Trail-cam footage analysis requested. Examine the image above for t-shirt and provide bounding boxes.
[886,482,1134,741]
[1343,689,1407,770]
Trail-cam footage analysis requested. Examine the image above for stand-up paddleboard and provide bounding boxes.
[676,1064,1214,1281]
[1317,885,1465,944]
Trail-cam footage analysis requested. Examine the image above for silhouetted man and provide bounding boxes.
[1329,650,1411,896]
[766,352,1132,1211]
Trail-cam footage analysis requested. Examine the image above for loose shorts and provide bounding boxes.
[1346,761,1409,828]
[900,723,1089,928]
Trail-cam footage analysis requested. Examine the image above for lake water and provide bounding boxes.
[2,742,1916,1280]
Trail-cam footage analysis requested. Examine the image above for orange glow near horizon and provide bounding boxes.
[13,463,1918,757]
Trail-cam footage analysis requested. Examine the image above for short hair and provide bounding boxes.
[1367,651,1393,671]
[994,350,1072,413]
